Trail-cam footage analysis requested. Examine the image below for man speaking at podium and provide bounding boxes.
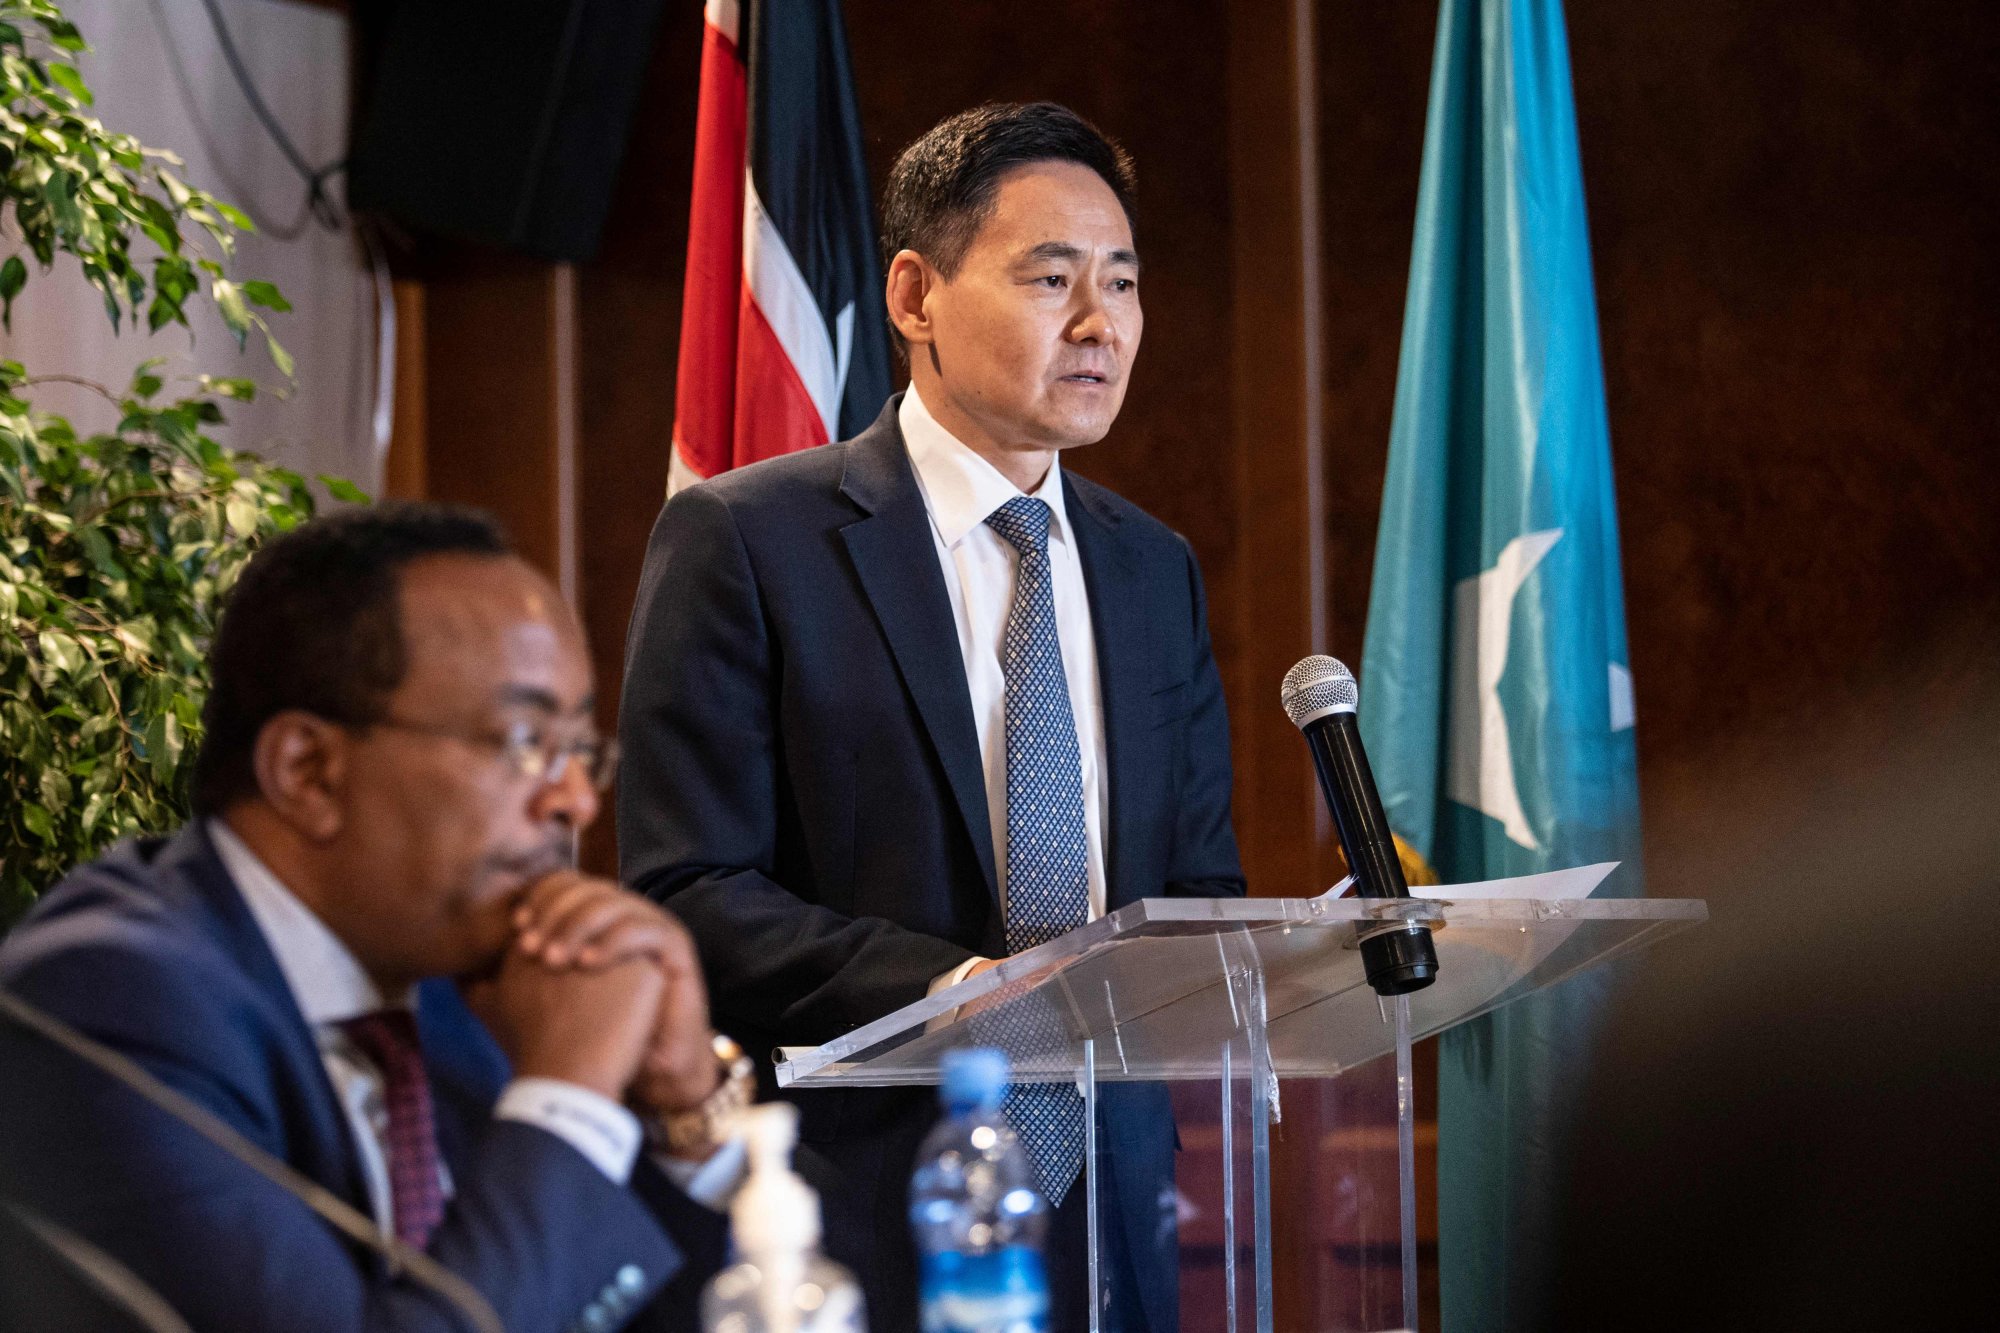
[620,102,1246,1331]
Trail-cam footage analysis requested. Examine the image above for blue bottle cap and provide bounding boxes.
[939,1047,1009,1108]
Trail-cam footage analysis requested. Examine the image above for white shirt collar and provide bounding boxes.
[208,818,404,1026]
[899,383,1073,550]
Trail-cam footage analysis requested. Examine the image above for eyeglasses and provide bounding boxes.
[367,715,621,792]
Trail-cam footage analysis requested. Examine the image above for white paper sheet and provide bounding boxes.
[1318,861,1621,901]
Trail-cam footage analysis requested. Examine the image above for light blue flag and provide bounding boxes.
[1357,0,1641,1327]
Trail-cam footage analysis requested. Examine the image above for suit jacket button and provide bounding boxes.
[616,1263,645,1295]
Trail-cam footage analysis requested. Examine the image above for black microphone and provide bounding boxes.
[1281,655,1439,996]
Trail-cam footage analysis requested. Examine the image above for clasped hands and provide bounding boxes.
[464,872,720,1151]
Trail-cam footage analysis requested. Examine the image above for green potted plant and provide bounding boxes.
[0,0,360,926]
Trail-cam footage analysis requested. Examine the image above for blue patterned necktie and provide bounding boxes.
[982,495,1088,1207]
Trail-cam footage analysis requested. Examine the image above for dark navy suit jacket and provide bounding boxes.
[0,824,725,1333]
[618,398,1246,1330]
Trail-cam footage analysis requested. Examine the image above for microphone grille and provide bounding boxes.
[1280,655,1358,728]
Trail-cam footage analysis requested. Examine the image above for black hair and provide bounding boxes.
[880,101,1138,283]
[190,501,511,815]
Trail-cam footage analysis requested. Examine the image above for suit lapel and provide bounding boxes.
[172,825,376,1221]
[416,979,511,1180]
[838,403,1001,901]
[1065,474,1153,913]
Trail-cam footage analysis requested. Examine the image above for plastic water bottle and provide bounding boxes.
[909,1048,1052,1333]
[702,1102,865,1333]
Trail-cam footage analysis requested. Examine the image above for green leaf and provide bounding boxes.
[37,629,83,678]
[47,62,92,106]
[223,494,259,538]
[264,331,295,379]
[38,767,71,812]
[0,256,25,331]
[211,278,248,349]
[22,803,54,845]
[241,279,291,313]
[319,475,369,504]
[114,616,158,658]
[77,524,121,577]
[157,169,193,210]
[45,20,87,54]
[143,710,183,785]
[200,376,256,402]
[45,170,83,236]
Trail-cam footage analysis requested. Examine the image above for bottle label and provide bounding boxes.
[918,1246,1051,1333]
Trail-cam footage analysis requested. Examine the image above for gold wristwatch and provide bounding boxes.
[656,1034,756,1156]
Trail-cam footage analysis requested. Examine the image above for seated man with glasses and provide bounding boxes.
[0,504,749,1333]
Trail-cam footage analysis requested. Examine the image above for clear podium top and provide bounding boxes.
[776,893,1705,1087]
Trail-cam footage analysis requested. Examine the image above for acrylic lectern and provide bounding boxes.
[776,886,1706,1333]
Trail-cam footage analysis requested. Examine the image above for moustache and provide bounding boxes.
[485,840,573,886]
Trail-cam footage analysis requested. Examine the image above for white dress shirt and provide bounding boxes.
[209,819,648,1234]
[899,386,1110,991]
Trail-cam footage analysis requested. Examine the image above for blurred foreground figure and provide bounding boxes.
[1,504,742,1332]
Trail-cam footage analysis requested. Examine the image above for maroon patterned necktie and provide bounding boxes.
[339,1010,447,1249]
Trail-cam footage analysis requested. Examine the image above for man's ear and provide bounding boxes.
[884,249,939,348]
[250,711,349,843]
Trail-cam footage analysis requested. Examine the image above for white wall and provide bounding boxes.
[1,0,380,493]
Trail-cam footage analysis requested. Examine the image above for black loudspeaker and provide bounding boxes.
[347,0,670,261]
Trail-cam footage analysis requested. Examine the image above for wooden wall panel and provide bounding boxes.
[1225,0,1345,907]
[417,251,575,593]
[1314,7,1435,666]
[1571,0,2000,788]
[573,14,706,873]
[379,278,428,501]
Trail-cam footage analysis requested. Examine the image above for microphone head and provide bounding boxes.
[1281,655,1358,729]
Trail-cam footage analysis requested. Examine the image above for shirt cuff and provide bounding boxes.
[929,956,989,997]
[494,1078,642,1185]
[652,1134,749,1212]
[924,956,990,1033]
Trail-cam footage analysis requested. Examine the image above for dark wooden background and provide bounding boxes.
[385,1,2000,1326]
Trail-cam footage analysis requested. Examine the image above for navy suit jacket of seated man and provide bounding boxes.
[618,103,1246,1333]
[1,505,734,1333]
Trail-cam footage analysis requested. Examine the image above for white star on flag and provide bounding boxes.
[1448,529,1562,850]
